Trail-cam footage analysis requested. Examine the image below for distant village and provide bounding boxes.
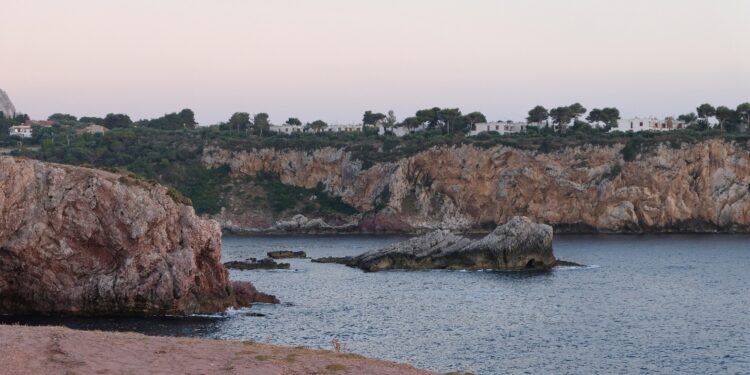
[2,88,748,139]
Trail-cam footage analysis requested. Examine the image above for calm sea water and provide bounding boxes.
[6,234,750,374]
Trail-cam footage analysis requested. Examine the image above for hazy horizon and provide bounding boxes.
[2,0,748,125]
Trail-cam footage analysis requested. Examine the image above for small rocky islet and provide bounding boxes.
[315,216,580,272]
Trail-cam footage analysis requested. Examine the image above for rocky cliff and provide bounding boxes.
[0,88,16,118]
[202,139,750,233]
[0,156,272,315]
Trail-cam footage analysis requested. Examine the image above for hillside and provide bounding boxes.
[14,127,750,233]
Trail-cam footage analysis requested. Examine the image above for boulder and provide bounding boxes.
[0,157,275,316]
[331,217,560,272]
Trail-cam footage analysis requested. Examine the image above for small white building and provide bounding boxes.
[612,117,686,132]
[8,125,33,138]
[469,122,527,136]
[308,124,363,133]
[269,124,304,134]
[377,124,427,137]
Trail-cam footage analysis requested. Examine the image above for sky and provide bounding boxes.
[1,0,748,125]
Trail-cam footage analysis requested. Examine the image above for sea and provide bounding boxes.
[5,234,749,375]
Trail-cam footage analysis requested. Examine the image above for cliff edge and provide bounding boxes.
[0,156,272,315]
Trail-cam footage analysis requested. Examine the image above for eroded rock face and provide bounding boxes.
[0,89,16,118]
[203,139,750,233]
[339,216,557,272]
[0,157,270,316]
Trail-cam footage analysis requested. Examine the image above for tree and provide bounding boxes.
[464,111,487,130]
[736,103,750,131]
[48,113,77,124]
[253,112,270,136]
[678,112,698,124]
[285,117,302,126]
[569,103,587,121]
[362,110,386,126]
[79,116,104,124]
[228,112,251,134]
[715,106,736,131]
[601,108,620,127]
[415,107,441,129]
[308,120,327,132]
[103,113,132,129]
[587,107,620,128]
[384,110,397,129]
[586,109,604,125]
[549,106,574,133]
[178,109,197,128]
[401,116,421,131]
[438,108,462,134]
[696,103,716,123]
[526,106,549,124]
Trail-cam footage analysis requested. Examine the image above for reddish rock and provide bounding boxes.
[231,281,279,305]
[0,157,271,316]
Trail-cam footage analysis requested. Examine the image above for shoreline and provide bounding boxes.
[0,324,437,375]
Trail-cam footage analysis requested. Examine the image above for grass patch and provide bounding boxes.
[254,355,272,361]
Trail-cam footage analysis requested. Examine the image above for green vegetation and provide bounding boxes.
[254,172,357,215]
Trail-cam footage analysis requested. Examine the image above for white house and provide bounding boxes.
[269,124,304,134]
[307,124,363,133]
[377,123,428,137]
[469,122,527,136]
[8,125,33,138]
[612,117,686,132]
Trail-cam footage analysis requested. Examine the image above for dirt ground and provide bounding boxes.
[0,324,437,375]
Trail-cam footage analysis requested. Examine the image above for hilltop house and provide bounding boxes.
[8,125,33,138]
[469,122,527,136]
[612,117,686,132]
[268,124,304,134]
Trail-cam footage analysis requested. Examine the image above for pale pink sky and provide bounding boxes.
[1,0,748,124]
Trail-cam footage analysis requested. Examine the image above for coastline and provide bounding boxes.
[0,324,436,375]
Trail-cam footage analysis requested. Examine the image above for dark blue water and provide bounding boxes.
[6,235,750,374]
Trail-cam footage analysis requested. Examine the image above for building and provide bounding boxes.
[377,124,427,137]
[306,124,363,133]
[269,124,304,134]
[612,117,686,132]
[469,122,527,136]
[8,125,33,138]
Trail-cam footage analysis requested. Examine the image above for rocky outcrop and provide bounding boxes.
[0,89,16,118]
[0,156,273,316]
[203,139,750,233]
[326,217,559,272]
[267,250,306,259]
[224,258,290,270]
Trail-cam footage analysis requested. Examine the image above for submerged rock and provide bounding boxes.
[0,156,274,316]
[224,258,290,270]
[267,250,307,259]
[335,217,561,272]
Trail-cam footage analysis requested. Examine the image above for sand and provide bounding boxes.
[0,324,437,375]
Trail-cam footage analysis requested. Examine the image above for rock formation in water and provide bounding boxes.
[324,216,559,272]
[0,89,16,118]
[203,139,750,233]
[224,258,291,270]
[0,156,275,316]
[267,250,307,259]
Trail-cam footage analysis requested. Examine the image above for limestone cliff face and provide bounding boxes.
[0,89,16,118]
[202,139,750,233]
[0,157,268,315]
